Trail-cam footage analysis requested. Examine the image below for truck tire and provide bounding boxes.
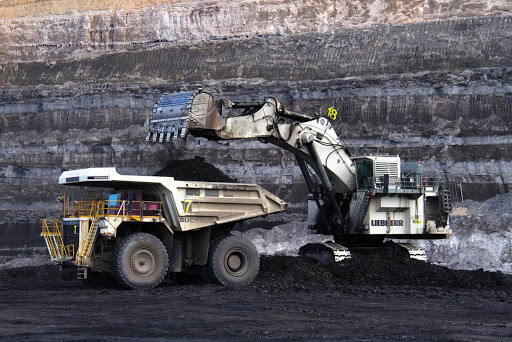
[113,233,169,289]
[208,235,259,286]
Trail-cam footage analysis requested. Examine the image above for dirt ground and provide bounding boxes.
[2,159,511,340]
[1,255,511,341]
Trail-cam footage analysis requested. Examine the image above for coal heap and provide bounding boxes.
[1,255,511,294]
[0,264,80,290]
[154,157,235,182]
[252,255,512,293]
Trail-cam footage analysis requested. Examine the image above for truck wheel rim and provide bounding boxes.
[131,248,156,276]
[224,248,248,277]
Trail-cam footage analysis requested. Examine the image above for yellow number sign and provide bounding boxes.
[328,107,338,120]
[184,200,192,212]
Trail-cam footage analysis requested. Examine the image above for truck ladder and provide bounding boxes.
[77,266,88,280]
[41,219,73,261]
[76,201,102,266]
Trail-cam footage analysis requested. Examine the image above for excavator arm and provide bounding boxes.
[147,89,357,233]
[148,90,356,192]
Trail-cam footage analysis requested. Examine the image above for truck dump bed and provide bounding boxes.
[58,167,288,232]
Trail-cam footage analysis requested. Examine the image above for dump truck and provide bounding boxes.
[42,167,286,288]
[42,89,451,288]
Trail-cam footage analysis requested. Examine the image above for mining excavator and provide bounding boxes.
[146,89,452,261]
[41,89,451,288]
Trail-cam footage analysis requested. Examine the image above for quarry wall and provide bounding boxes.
[0,0,511,247]
[1,0,510,62]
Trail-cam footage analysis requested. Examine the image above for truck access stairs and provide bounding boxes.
[76,201,102,267]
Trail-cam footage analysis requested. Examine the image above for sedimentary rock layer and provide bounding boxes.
[1,1,511,248]
[1,0,510,62]
[2,15,512,85]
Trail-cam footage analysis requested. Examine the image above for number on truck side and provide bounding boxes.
[184,200,192,212]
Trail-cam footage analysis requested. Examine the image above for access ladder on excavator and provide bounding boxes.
[350,190,372,233]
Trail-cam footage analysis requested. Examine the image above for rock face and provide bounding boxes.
[1,0,510,63]
[423,192,512,274]
[1,0,512,249]
[238,221,331,256]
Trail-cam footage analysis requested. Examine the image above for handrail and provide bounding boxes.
[357,176,444,192]
[65,199,163,220]
[76,200,102,266]
[41,219,74,261]
[115,200,126,219]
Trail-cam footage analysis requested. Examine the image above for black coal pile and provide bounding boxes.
[0,264,82,290]
[252,255,512,293]
[2,255,510,294]
[154,156,235,182]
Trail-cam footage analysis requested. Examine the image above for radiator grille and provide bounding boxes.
[374,161,399,183]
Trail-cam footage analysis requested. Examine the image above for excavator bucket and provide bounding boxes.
[146,90,225,143]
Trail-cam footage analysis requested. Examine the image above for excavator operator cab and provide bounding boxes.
[355,159,374,191]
